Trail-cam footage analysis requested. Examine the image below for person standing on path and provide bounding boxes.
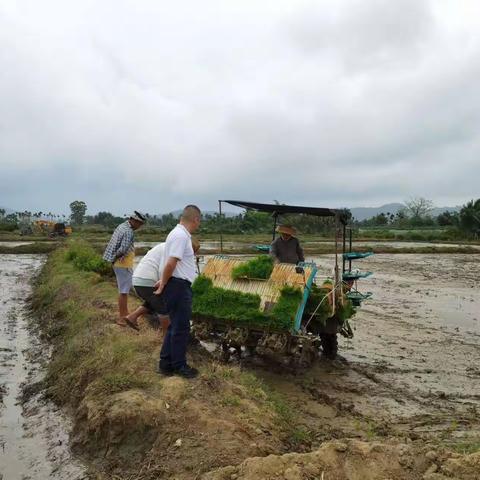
[103,211,146,325]
[154,205,201,379]
[125,238,200,333]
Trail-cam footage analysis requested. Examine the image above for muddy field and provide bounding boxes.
[253,253,480,448]
[0,251,479,479]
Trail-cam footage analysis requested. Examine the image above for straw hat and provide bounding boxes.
[276,224,296,236]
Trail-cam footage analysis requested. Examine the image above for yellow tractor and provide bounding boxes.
[33,220,72,237]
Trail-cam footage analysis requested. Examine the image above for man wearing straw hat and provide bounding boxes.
[270,224,305,264]
[103,211,146,324]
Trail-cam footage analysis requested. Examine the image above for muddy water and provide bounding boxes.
[295,253,480,440]
[137,240,480,251]
[0,242,35,248]
[0,255,86,480]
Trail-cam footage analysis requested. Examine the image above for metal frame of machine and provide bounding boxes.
[192,200,373,363]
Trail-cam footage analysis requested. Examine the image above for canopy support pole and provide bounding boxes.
[272,212,278,242]
[218,200,223,253]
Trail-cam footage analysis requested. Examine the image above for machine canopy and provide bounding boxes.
[221,200,347,222]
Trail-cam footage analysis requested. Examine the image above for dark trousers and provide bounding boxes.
[159,278,192,369]
[134,286,168,315]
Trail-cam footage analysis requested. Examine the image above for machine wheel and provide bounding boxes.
[320,333,338,360]
[221,342,231,363]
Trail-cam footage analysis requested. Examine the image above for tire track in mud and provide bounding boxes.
[273,253,480,445]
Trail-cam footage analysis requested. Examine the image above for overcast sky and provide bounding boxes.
[1,0,479,215]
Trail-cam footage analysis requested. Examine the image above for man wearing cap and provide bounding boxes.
[270,224,305,264]
[103,211,146,324]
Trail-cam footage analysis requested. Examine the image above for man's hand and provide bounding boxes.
[154,257,179,295]
[153,280,164,295]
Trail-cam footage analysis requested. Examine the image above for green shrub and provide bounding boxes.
[65,242,112,276]
[231,255,274,280]
[0,222,17,232]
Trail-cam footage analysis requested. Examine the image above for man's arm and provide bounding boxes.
[153,257,179,294]
[270,238,280,264]
[116,229,134,259]
[296,239,305,263]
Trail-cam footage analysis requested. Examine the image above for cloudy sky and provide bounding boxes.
[1,0,479,215]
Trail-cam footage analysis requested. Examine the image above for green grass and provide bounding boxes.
[288,426,314,447]
[221,394,242,407]
[450,440,480,455]
[30,242,326,476]
[237,370,294,427]
[64,240,112,276]
[93,373,150,396]
[31,246,157,404]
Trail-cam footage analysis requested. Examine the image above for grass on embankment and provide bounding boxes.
[31,242,302,478]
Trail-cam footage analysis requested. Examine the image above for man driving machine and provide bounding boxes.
[270,224,304,264]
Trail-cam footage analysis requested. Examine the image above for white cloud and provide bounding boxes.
[0,0,479,213]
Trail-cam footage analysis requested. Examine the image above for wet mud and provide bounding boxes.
[254,253,480,447]
[0,254,86,480]
[137,239,480,252]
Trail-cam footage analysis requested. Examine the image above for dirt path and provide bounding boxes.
[0,255,87,480]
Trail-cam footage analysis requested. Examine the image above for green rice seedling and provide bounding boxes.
[270,286,303,330]
[192,276,303,331]
[231,255,274,280]
[335,299,356,323]
[304,284,332,324]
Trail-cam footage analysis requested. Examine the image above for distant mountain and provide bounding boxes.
[350,203,461,221]
[161,205,463,221]
[350,203,404,221]
[162,209,237,218]
[431,206,462,216]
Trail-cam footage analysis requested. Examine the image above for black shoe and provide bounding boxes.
[157,362,174,376]
[172,364,199,379]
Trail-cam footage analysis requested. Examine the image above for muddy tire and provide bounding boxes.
[320,333,338,360]
[220,342,231,363]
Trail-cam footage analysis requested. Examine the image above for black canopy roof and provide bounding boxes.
[221,200,346,221]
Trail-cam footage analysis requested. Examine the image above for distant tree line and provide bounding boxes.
[353,197,480,239]
[1,197,479,239]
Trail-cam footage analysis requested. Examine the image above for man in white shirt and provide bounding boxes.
[124,239,200,332]
[154,205,201,379]
[123,242,168,331]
